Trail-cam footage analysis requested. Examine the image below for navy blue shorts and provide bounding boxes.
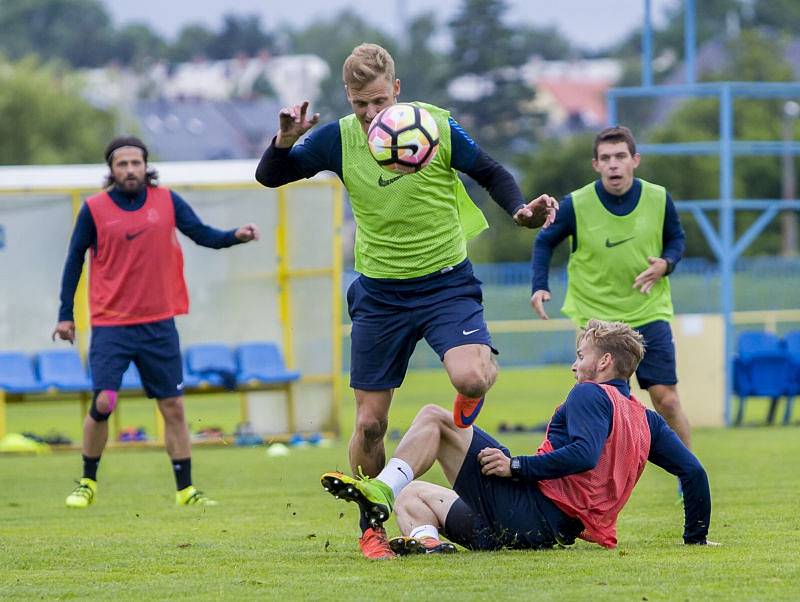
[442,427,581,550]
[347,259,496,390]
[89,318,183,399]
[634,320,678,389]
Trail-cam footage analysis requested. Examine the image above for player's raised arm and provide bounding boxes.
[276,101,320,148]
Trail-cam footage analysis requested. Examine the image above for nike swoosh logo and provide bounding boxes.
[125,228,148,241]
[397,466,408,479]
[378,174,405,187]
[462,328,480,336]
[605,236,635,248]
[459,397,485,426]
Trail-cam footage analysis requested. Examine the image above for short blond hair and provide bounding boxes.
[578,319,645,379]
[342,43,395,89]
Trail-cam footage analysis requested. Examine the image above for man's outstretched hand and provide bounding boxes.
[514,194,559,229]
[235,223,260,242]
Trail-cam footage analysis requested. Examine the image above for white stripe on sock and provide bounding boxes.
[377,458,414,498]
[409,524,439,541]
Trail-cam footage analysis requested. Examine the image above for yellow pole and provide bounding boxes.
[0,389,6,438]
[155,404,165,445]
[330,181,344,436]
[276,188,296,434]
[239,391,249,423]
[70,190,90,361]
[113,401,121,443]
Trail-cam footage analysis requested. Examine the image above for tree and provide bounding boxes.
[288,10,394,121]
[206,14,274,60]
[447,0,537,161]
[392,12,449,108]
[0,0,116,67]
[508,24,576,63]
[640,31,798,258]
[751,0,800,37]
[113,23,167,67]
[169,23,217,63]
[0,56,116,165]
[489,133,597,265]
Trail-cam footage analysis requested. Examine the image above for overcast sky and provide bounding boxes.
[103,0,679,52]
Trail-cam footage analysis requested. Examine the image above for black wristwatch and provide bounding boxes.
[509,456,522,480]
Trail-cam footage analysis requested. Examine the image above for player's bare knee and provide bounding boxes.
[415,404,449,423]
[89,389,118,421]
[652,394,681,416]
[453,371,491,399]
[159,396,186,422]
[356,415,388,444]
[396,480,426,506]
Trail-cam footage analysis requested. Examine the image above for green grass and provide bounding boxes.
[2,367,799,600]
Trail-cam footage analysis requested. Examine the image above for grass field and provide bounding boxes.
[2,366,799,600]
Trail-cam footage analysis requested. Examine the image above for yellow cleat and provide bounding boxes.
[320,471,394,525]
[66,478,97,509]
[176,485,218,506]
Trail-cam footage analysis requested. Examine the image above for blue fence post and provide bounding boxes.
[684,0,696,84]
[719,84,734,425]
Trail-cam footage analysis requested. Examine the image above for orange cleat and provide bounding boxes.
[359,527,397,560]
[389,535,456,555]
[453,394,484,428]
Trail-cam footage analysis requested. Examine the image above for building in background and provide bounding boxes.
[80,53,329,161]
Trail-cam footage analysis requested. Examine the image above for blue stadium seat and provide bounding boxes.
[235,342,300,386]
[184,344,237,389]
[782,330,800,425]
[37,349,91,392]
[733,331,791,425]
[0,352,46,393]
[120,362,143,391]
[181,355,203,390]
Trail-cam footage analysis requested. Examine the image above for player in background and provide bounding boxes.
[53,135,259,509]
[322,320,714,555]
[530,126,692,452]
[256,42,557,559]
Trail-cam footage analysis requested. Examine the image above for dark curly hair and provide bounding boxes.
[103,135,159,188]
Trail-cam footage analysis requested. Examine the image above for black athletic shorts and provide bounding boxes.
[442,427,583,550]
[90,318,183,399]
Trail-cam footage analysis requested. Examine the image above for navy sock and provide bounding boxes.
[359,509,372,533]
[172,457,192,490]
[82,455,101,481]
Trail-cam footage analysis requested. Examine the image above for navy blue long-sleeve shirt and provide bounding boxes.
[531,179,685,293]
[57,186,241,322]
[517,379,711,544]
[255,117,526,218]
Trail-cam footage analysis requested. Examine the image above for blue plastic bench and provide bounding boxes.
[235,342,300,386]
[37,349,91,392]
[0,352,46,393]
[184,344,238,390]
[733,331,792,425]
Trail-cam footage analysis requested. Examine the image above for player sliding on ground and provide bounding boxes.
[256,42,557,559]
[322,319,714,557]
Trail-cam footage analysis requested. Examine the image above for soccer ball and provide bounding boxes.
[367,103,439,174]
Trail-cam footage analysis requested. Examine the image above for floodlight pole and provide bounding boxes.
[642,0,653,87]
[684,0,696,84]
